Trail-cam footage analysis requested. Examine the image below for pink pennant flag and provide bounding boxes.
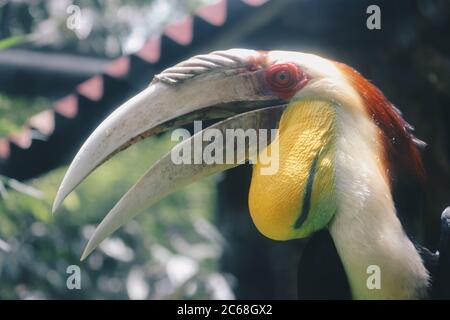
[196,0,227,26]
[0,138,10,159]
[29,110,55,136]
[77,75,104,101]
[136,36,161,63]
[10,128,32,149]
[106,56,130,78]
[164,16,193,45]
[54,95,78,118]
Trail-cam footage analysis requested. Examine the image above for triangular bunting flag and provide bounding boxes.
[29,110,55,136]
[10,128,32,149]
[136,36,161,63]
[54,95,78,118]
[106,56,130,78]
[196,0,227,26]
[164,16,193,45]
[76,76,104,101]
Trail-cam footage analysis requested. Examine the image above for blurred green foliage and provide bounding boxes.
[0,95,50,136]
[0,35,26,50]
[0,132,232,299]
[0,0,233,300]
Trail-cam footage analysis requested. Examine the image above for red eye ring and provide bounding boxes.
[266,63,308,100]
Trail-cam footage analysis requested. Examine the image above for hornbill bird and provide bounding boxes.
[53,49,450,299]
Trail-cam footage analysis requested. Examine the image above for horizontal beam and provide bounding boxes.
[0,49,111,97]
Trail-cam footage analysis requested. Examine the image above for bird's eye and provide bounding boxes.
[266,63,308,100]
[273,70,291,85]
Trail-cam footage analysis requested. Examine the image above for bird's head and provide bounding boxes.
[53,49,423,259]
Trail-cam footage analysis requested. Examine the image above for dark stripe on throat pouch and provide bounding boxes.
[294,153,319,229]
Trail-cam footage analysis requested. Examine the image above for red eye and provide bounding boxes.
[266,63,308,100]
[273,70,291,86]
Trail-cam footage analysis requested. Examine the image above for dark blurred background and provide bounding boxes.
[0,0,449,299]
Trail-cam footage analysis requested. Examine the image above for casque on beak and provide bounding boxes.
[52,49,284,260]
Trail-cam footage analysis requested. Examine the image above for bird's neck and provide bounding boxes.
[330,107,429,299]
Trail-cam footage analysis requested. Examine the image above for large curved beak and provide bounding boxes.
[52,49,283,259]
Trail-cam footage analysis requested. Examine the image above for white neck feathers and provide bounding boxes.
[330,99,429,299]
